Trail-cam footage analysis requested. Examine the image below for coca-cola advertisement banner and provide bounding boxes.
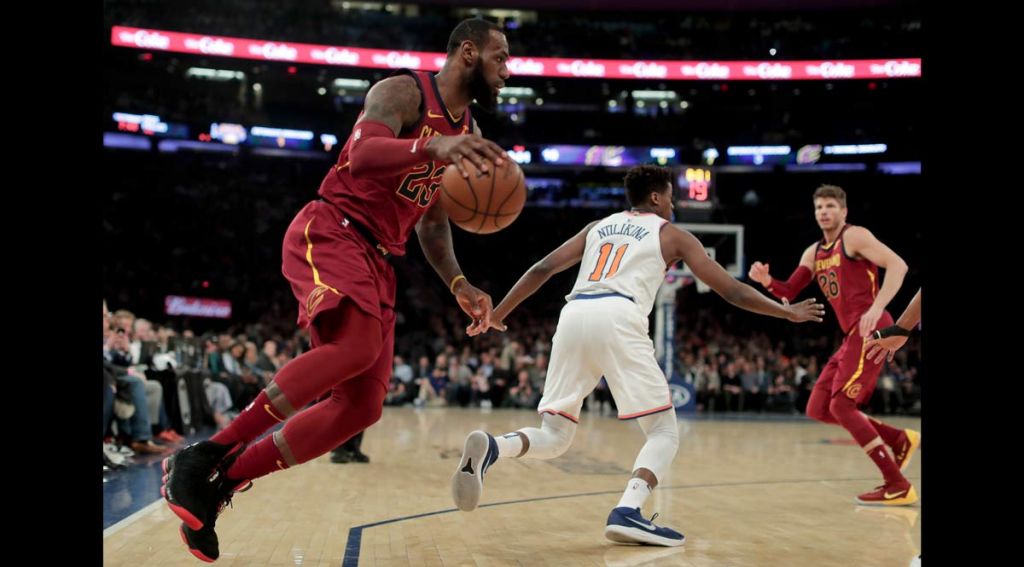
[165,295,232,319]
[111,26,921,81]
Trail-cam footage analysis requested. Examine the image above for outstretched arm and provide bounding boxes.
[668,226,824,322]
[468,221,598,336]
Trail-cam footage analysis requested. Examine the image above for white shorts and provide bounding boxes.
[538,294,673,422]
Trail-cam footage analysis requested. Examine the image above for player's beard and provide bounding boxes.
[469,57,498,112]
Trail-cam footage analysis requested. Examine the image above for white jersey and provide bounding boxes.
[566,211,668,316]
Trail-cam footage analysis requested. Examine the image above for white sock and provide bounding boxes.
[494,432,524,458]
[616,477,651,510]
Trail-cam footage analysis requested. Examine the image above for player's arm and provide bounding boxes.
[748,244,816,302]
[425,117,508,178]
[665,226,824,322]
[347,75,427,178]
[348,77,507,179]
[843,226,909,337]
[415,203,493,332]
[469,221,599,336]
[891,287,922,331]
[866,288,921,364]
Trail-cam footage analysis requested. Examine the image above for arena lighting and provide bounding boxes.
[210,123,247,145]
[702,148,720,165]
[726,145,792,156]
[113,112,168,133]
[111,26,922,81]
[332,78,371,90]
[320,134,338,151]
[157,139,237,153]
[498,86,535,97]
[824,143,888,154]
[104,132,151,150]
[541,148,561,163]
[250,126,315,140]
[631,90,678,100]
[877,161,921,174]
[185,67,245,80]
[508,149,532,164]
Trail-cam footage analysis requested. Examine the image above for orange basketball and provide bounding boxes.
[439,158,526,234]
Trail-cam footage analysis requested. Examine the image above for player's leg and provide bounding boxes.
[599,301,685,546]
[855,310,919,471]
[175,312,394,560]
[826,329,917,506]
[210,299,383,447]
[451,303,596,511]
[865,414,920,471]
[164,301,384,531]
[805,353,840,424]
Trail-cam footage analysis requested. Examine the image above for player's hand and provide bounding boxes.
[782,297,826,323]
[424,134,508,178]
[467,318,507,337]
[453,279,493,333]
[748,261,772,287]
[865,326,911,364]
[858,306,885,338]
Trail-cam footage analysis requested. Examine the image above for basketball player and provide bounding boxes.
[865,288,921,364]
[161,19,511,561]
[451,165,825,546]
[747,185,920,506]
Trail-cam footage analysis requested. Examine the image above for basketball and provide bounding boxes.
[439,158,526,234]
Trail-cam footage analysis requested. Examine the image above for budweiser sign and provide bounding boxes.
[164,295,233,319]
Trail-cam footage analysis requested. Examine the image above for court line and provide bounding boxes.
[103,498,166,539]
[341,474,921,566]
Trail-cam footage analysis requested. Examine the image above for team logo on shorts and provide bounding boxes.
[845,383,862,399]
[306,285,331,319]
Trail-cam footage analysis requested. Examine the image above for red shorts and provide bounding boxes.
[813,311,895,405]
[281,200,396,331]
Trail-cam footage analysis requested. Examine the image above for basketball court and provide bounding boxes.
[103,406,921,566]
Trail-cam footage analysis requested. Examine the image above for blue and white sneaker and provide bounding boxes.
[451,430,499,511]
[604,507,685,547]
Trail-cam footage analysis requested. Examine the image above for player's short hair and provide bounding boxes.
[813,184,847,208]
[447,18,502,56]
[623,165,673,207]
